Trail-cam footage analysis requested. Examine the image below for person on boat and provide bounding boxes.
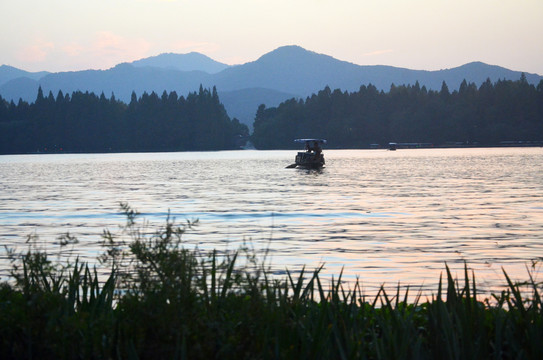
[312,141,324,163]
[313,141,321,155]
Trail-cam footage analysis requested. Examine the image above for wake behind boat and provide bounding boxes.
[286,139,326,169]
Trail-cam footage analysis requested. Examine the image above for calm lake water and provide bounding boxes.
[1,148,542,297]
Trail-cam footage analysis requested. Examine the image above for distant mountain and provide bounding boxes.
[0,65,49,86]
[0,66,49,101]
[219,88,298,130]
[37,63,211,102]
[1,46,541,127]
[211,46,417,94]
[211,46,542,95]
[431,61,539,89]
[131,52,229,74]
[0,77,40,103]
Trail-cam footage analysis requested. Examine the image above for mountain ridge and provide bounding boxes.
[0,65,50,88]
[130,52,229,74]
[1,46,541,127]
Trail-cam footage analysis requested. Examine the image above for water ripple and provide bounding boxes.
[1,148,542,296]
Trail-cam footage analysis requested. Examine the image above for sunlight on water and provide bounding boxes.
[1,148,542,296]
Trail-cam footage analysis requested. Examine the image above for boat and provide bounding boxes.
[287,139,326,168]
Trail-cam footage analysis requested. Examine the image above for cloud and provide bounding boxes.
[91,31,152,63]
[59,31,152,69]
[363,49,394,57]
[13,32,153,71]
[61,43,85,57]
[16,40,55,63]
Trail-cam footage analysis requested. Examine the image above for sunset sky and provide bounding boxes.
[2,0,542,74]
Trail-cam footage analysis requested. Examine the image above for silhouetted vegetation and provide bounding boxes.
[2,75,542,154]
[0,86,249,154]
[1,206,542,359]
[252,75,543,149]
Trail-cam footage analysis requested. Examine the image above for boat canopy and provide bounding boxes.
[294,139,327,144]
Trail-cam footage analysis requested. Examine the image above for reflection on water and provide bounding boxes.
[1,148,542,296]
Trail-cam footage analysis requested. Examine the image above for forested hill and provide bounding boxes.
[0,86,249,154]
[251,76,543,149]
[2,76,542,155]
[2,46,541,129]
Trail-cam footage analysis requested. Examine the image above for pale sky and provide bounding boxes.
[2,0,542,74]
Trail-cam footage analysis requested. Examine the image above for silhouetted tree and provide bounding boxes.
[0,87,248,154]
[251,75,543,149]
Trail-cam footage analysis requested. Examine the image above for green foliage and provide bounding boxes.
[0,86,249,154]
[251,77,543,149]
[1,236,116,359]
[1,206,542,359]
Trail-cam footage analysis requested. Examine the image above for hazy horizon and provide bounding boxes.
[1,1,542,75]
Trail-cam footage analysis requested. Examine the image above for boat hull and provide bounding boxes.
[295,152,325,168]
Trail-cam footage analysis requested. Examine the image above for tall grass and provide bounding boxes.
[1,204,541,359]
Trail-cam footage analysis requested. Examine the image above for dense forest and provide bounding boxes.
[0,86,249,154]
[252,75,543,149]
[1,76,542,154]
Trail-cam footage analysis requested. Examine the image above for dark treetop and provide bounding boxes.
[251,75,543,149]
[0,85,249,154]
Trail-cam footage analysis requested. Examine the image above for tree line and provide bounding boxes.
[1,76,542,154]
[252,75,543,149]
[0,86,249,154]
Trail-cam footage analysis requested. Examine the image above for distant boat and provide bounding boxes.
[388,142,397,151]
[286,139,326,168]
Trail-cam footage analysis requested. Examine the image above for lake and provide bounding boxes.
[1,147,542,297]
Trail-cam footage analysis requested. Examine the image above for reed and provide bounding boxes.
[1,206,541,359]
